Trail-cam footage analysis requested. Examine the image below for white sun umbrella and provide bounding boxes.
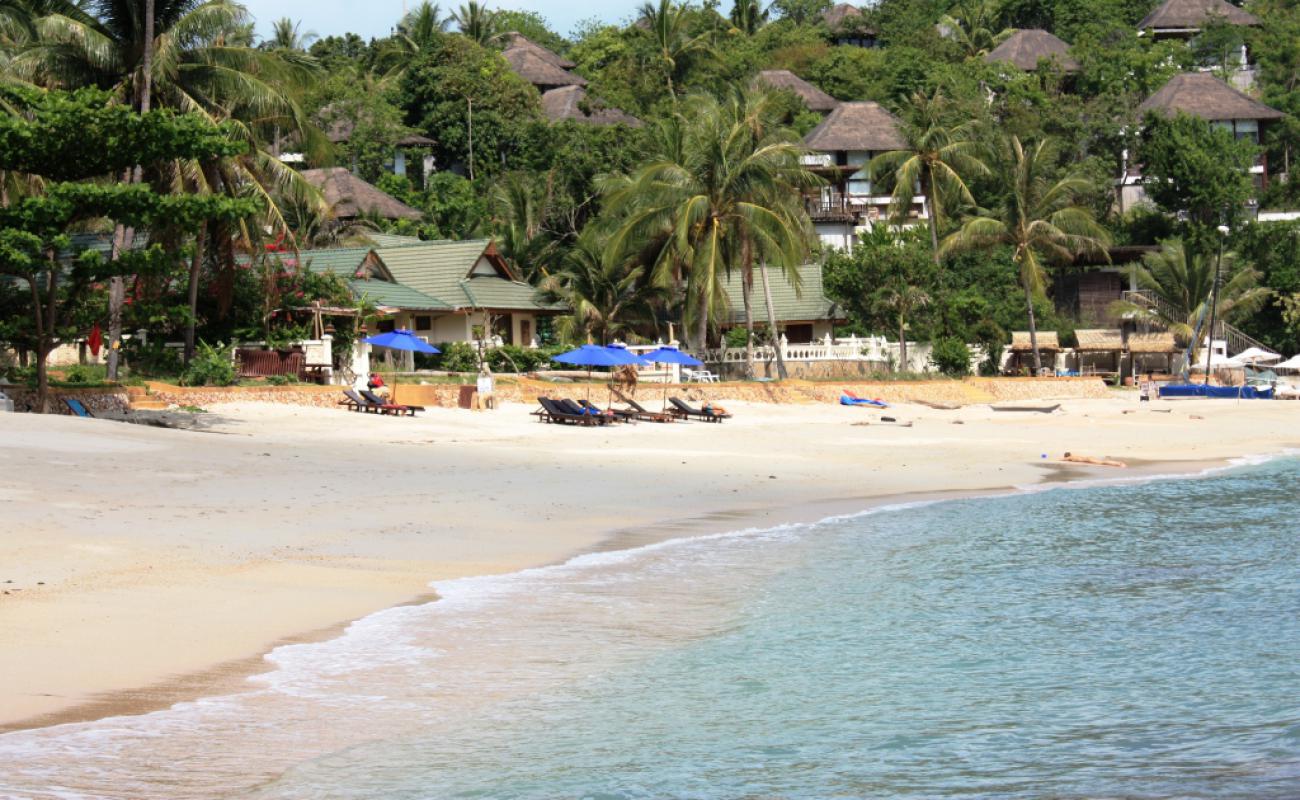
[1272,355,1300,372]
[1192,350,1246,370]
[1233,346,1282,365]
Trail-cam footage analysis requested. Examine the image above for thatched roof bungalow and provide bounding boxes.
[1074,329,1125,352]
[1010,331,1061,352]
[1138,0,1258,36]
[540,86,641,127]
[984,29,1078,72]
[502,37,586,91]
[753,70,839,113]
[803,101,908,153]
[299,168,423,222]
[1138,72,1283,123]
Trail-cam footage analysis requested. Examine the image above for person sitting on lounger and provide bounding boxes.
[1062,452,1127,468]
[367,372,390,399]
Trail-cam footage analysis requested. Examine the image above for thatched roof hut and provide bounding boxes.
[503,46,587,90]
[984,29,1079,72]
[1138,0,1258,31]
[821,3,861,29]
[803,101,908,152]
[1009,331,1061,352]
[1074,329,1124,352]
[1138,72,1283,122]
[753,70,839,113]
[1127,331,1180,354]
[502,32,575,69]
[320,113,434,148]
[540,86,642,127]
[299,168,423,221]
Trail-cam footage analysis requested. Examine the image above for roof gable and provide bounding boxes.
[754,70,839,113]
[803,101,908,152]
[1138,0,1259,30]
[721,263,841,324]
[984,29,1079,72]
[1138,72,1284,121]
[503,46,587,89]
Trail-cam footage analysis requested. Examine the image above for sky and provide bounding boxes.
[243,0,644,44]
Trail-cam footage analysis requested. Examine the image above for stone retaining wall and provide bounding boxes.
[3,386,128,414]
[144,382,345,409]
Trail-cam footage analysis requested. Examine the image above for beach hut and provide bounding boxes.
[298,168,423,222]
[1006,331,1061,374]
[1074,329,1124,376]
[752,70,839,113]
[1127,331,1180,376]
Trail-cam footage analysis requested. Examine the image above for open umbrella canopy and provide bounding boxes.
[553,344,643,367]
[1272,355,1300,372]
[640,347,703,367]
[363,330,440,354]
[1234,346,1281,365]
[1192,351,1246,369]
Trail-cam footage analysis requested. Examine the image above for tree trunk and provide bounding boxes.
[184,219,207,363]
[105,220,129,380]
[1024,283,1042,374]
[923,170,940,264]
[694,281,709,356]
[741,242,755,380]
[898,317,908,372]
[758,261,787,380]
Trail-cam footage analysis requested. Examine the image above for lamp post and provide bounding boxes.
[1202,218,1231,387]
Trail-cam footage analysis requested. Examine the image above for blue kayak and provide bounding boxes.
[1158,384,1275,399]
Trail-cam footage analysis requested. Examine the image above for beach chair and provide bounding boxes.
[620,398,676,423]
[669,396,730,422]
[579,399,635,423]
[339,389,374,413]
[359,389,422,417]
[558,398,613,424]
[537,397,598,426]
[683,368,719,383]
[63,398,95,418]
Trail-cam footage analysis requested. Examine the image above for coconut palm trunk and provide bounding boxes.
[921,170,940,264]
[758,261,787,379]
[1023,281,1042,374]
[184,220,206,363]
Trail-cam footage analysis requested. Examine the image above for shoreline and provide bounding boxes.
[3,397,1297,734]
[1,448,1276,735]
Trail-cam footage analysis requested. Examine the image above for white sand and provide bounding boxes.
[1,394,1297,729]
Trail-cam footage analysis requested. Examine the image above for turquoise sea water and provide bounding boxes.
[2,459,1298,799]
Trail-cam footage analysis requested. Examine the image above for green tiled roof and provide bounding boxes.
[721,263,841,324]
[365,232,426,247]
[347,278,451,310]
[299,247,370,276]
[375,239,560,312]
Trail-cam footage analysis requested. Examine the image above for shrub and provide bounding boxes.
[264,374,298,386]
[122,339,182,377]
[63,363,105,384]
[435,341,479,373]
[180,341,237,387]
[929,337,972,377]
[487,344,533,373]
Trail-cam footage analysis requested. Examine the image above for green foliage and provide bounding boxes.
[929,336,972,376]
[61,363,106,384]
[264,373,299,385]
[314,77,412,183]
[770,0,829,26]
[1138,112,1255,248]
[180,341,237,387]
[432,340,479,372]
[398,34,543,179]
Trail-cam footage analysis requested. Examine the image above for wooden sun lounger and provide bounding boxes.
[340,389,376,413]
[559,398,613,424]
[669,396,729,422]
[579,399,634,422]
[360,389,422,417]
[536,397,600,426]
[621,398,675,423]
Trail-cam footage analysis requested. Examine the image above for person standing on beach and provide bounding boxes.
[1139,373,1153,403]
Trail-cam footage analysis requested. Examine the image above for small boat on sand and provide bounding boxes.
[991,402,1061,413]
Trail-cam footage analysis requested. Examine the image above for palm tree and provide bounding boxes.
[939,0,1011,58]
[872,277,929,371]
[729,0,767,35]
[265,17,315,51]
[943,135,1111,373]
[490,171,556,284]
[376,2,449,79]
[453,1,498,46]
[605,90,818,376]
[538,226,667,345]
[870,89,987,263]
[638,0,711,101]
[1111,239,1270,359]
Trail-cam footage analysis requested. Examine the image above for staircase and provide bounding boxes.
[125,384,168,411]
[1121,290,1271,356]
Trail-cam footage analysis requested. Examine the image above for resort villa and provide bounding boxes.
[800,101,926,251]
[983,29,1079,73]
[1119,72,1284,214]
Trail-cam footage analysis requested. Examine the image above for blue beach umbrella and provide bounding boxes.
[551,344,645,401]
[640,347,704,411]
[362,329,440,395]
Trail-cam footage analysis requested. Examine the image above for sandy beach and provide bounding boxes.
[2,393,1297,732]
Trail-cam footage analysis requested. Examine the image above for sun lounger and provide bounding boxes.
[360,389,422,416]
[669,396,730,422]
[340,389,376,413]
[63,398,94,418]
[536,396,599,425]
[620,398,675,423]
[579,399,635,422]
[559,398,613,424]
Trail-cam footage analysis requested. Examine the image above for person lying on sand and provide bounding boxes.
[1062,452,1127,468]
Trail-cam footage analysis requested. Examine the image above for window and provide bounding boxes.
[414,315,432,331]
[785,324,814,344]
[846,151,872,197]
[1234,119,1259,144]
[377,319,395,333]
